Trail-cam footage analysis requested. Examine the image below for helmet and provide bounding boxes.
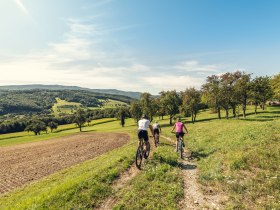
[142,114,147,119]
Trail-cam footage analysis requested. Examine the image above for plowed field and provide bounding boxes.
[0,132,130,195]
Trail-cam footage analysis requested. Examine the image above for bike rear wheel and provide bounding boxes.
[135,147,143,169]
[178,139,183,159]
[154,134,159,147]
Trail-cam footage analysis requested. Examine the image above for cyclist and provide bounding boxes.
[152,121,161,141]
[138,114,154,152]
[171,118,188,151]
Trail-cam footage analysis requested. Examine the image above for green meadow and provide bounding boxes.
[0,106,279,209]
[52,98,128,115]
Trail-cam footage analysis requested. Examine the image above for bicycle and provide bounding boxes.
[172,132,184,159]
[135,138,150,169]
[154,133,159,147]
[176,136,184,159]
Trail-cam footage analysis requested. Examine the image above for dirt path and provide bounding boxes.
[97,165,139,210]
[97,139,156,210]
[161,136,227,210]
[0,132,129,195]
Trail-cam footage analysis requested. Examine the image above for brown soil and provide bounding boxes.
[0,132,130,195]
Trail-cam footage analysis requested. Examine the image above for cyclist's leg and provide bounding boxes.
[180,132,185,147]
[137,130,143,147]
[175,132,179,151]
[142,130,149,151]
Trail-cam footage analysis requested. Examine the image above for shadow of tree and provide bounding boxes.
[188,149,217,161]
[179,163,197,170]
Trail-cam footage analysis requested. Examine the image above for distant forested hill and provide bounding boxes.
[0,89,134,115]
[0,85,142,99]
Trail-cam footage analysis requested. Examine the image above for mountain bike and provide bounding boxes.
[176,136,184,159]
[135,138,150,169]
[154,133,159,147]
[172,132,184,159]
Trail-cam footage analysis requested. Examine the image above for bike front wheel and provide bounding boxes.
[144,142,150,159]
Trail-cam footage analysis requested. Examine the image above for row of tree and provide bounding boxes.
[0,107,130,134]
[129,72,279,124]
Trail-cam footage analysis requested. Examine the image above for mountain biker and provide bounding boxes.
[171,117,188,151]
[152,121,161,140]
[138,114,154,152]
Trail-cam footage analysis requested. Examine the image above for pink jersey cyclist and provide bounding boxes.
[171,118,188,148]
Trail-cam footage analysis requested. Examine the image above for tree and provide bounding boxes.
[251,76,273,113]
[159,90,181,125]
[235,72,251,118]
[48,121,58,133]
[181,88,201,123]
[72,108,86,132]
[201,75,222,119]
[271,73,280,101]
[130,101,142,122]
[220,73,234,119]
[139,92,156,121]
[117,108,127,127]
[25,120,47,135]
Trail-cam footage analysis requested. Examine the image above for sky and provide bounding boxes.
[0,0,279,94]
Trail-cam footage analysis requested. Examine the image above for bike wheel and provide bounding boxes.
[179,140,183,159]
[144,142,150,159]
[154,134,159,147]
[135,147,143,169]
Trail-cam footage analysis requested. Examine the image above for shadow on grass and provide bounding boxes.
[179,163,197,170]
[158,142,174,148]
[188,149,217,161]
[239,118,274,122]
[0,135,28,141]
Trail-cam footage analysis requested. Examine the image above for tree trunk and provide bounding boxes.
[169,115,172,125]
[79,125,82,132]
[194,112,197,124]
[191,112,194,124]
[232,106,236,118]
[218,107,221,119]
[242,97,247,118]
[225,108,229,119]
[255,103,257,114]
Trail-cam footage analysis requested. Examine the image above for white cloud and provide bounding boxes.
[143,75,205,93]
[14,0,30,17]
[0,17,235,94]
[175,60,223,73]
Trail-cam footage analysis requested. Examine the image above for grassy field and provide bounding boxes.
[0,106,279,209]
[52,98,81,116]
[0,118,118,147]
[52,98,128,114]
[161,106,280,209]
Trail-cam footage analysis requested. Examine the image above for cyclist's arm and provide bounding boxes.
[183,124,188,134]
[171,124,176,132]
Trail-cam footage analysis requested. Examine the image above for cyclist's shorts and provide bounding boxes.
[138,130,149,141]
[176,132,184,138]
[153,128,159,135]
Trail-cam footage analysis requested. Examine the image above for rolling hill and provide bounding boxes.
[0,84,142,99]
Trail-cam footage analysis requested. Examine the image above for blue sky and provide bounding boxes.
[0,0,279,94]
